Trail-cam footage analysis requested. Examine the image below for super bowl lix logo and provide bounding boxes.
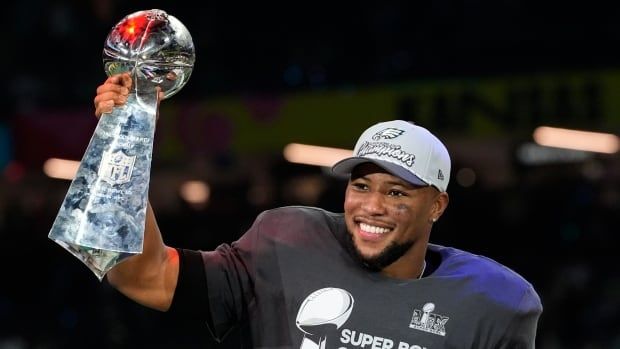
[98,150,136,185]
[409,302,449,336]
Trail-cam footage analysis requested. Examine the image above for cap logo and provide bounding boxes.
[357,141,415,167]
[438,169,444,181]
[372,128,405,140]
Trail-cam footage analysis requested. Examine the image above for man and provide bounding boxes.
[93,73,542,348]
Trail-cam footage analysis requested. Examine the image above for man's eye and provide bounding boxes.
[388,190,405,197]
[352,183,368,190]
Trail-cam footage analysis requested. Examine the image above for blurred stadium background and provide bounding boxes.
[1,1,618,348]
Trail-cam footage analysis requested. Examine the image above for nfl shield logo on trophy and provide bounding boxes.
[99,150,136,185]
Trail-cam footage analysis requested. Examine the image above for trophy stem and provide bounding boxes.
[49,90,158,280]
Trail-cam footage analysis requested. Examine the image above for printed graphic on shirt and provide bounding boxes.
[297,289,435,349]
[296,287,355,349]
[409,302,449,336]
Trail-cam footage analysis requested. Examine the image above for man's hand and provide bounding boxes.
[94,73,132,118]
[93,72,164,119]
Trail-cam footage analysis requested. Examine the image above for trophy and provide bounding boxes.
[48,9,195,280]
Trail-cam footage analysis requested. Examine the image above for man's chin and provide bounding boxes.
[353,243,384,261]
[345,232,413,272]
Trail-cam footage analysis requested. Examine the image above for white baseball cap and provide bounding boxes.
[331,120,451,192]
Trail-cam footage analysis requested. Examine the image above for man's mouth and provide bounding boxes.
[359,223,391,235]
[356,222,395,242]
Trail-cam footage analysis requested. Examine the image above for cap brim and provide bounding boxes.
[331,157,429,187]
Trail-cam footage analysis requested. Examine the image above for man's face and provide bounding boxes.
[343,163,445,271]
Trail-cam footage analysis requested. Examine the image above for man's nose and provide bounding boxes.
[362,192,387,215]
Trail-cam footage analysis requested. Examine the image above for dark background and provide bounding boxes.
[1,1,619,348]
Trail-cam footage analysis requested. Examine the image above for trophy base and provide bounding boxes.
[52,239,136,281]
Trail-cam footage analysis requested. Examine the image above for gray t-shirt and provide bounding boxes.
[171,206,542,348]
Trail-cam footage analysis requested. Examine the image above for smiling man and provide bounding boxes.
[333,121,450,280]
[341,162,446,279]
[94,76,542,349]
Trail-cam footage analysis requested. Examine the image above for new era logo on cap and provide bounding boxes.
[332,120,451,192]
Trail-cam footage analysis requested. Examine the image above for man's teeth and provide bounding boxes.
[360,223,391,234]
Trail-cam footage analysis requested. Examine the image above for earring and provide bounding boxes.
[431,218,437,223]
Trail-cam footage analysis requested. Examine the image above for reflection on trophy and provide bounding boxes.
[48,9,195,280]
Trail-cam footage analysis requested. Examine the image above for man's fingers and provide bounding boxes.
[119,73,133,88]
[154,87,163,120]
[97,73,132,95]
[96,83,130,98]
[93,88,129,118]
[104,72,133,87]
[95,72,165,119]
[94,90,128,107]
[155,87,164,104]
[95,100,115,118]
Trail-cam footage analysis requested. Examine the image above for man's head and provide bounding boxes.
[331,120,450,277]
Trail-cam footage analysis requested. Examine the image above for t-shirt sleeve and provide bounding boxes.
[167,248,210,320]
[167,243,255,342]
[200,242,255,341]
[169,213,266,342]
[497,284,543,349]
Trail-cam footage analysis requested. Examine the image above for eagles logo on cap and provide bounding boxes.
[372,128,405,140]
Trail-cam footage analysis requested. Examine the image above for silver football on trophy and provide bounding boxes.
[102,9,195,99]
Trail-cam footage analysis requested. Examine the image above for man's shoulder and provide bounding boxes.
[430,244,533,285]
[250,206,344,238]
[257,205,342,223]
[429,244,541,309]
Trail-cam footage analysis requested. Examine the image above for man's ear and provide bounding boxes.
[431,192,449,222]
